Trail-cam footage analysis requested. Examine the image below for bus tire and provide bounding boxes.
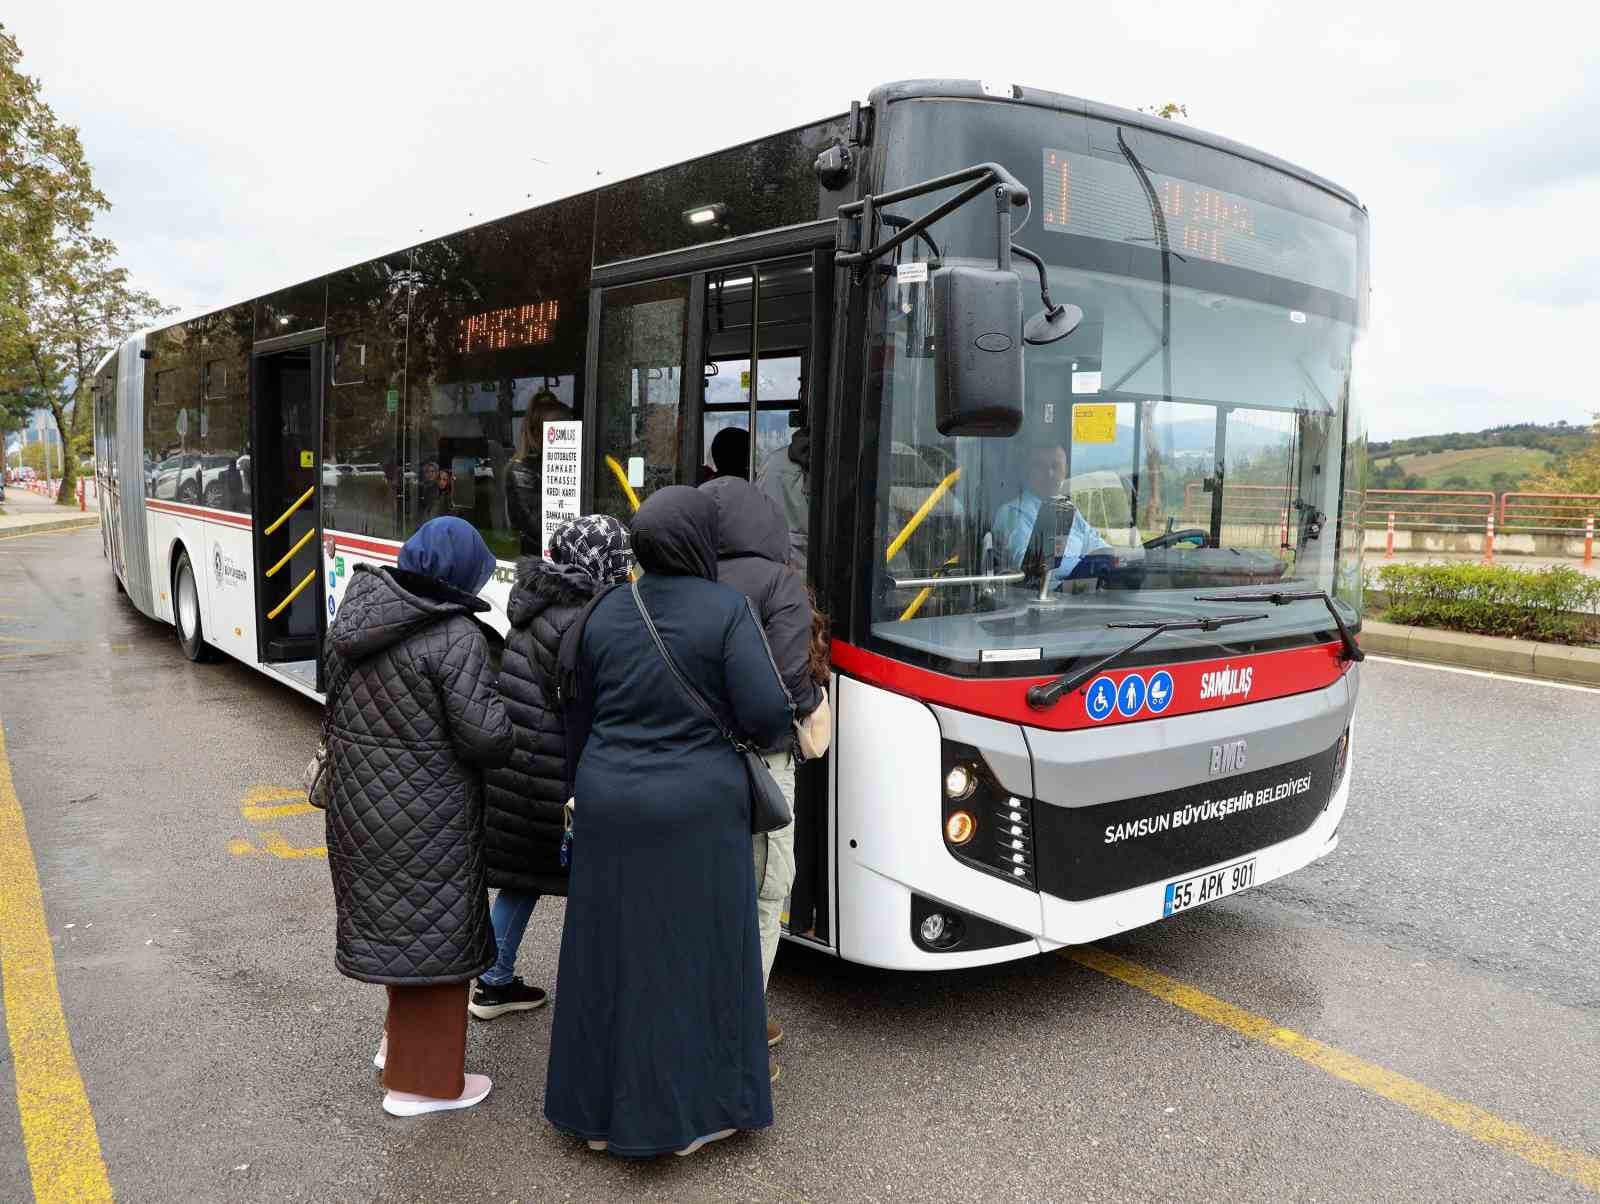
[172,549,213,662]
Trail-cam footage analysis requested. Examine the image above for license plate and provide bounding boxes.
[1162,858,1256,917]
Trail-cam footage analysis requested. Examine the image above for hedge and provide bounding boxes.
[1373,563,1600,645]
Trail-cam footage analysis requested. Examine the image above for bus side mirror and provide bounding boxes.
[932,265,1025,437]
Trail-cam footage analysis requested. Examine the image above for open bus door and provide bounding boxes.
[584,229,837,949]
[251,338,326,691]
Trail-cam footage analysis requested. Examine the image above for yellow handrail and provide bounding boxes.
[265,568,317,620]
[885,468,961,563]
[604,455,642,513]
[265,524,317,578]
[263,485,315,536]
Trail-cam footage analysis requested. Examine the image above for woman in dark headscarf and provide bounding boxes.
[544,487,793,1158]
[322,517,515,1117]
[474,515,634,1021]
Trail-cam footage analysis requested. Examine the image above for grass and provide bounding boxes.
[1378,446,1552,489]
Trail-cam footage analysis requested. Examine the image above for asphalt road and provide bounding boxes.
[2,527,1597,1203]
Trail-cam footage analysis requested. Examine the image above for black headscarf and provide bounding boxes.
[631,486,718,580]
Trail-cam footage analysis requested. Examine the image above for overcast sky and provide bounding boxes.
[9,1,1598,440]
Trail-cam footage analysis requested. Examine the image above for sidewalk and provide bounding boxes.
[0,485,100,537]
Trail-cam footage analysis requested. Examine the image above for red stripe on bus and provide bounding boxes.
[829,638,1352,731]
[146,499,253,530]
[327,532,401,561]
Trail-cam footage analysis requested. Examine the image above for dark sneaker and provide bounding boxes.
[767,1019,784,1048]
[469,976,548,1020]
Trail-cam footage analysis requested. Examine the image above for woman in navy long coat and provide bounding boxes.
[545,486,793,1158]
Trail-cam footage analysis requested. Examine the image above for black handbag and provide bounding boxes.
[630,581,792,835]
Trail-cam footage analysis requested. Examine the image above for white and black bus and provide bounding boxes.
[95,79,1367,969]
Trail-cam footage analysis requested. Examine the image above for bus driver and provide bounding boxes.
[992,443,1112,585]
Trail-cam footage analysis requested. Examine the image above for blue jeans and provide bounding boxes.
[481,890,539,987]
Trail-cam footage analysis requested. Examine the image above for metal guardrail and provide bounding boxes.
[1362,489,1496,533]
[1499,492,1600,534]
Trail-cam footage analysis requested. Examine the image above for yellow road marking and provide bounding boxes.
[0,724,114,1202]
[240,787,314,823]
[1067,946,1600,1194]
[263,834,326,860]
[0,524,98,542]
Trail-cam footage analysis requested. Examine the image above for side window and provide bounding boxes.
[197,305,252,512]
[324,257,409,540]
[142,324,200,501]
[406,196,593,558]
[592,277,690,520]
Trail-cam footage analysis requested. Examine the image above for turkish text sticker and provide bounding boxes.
[1072,404,1116,443]
[896,261,929,284]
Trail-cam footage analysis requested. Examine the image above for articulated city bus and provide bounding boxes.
[94,79,1366,969]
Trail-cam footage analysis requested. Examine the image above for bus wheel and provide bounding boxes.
[173,550,213,662]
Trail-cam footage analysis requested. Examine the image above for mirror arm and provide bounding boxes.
[836,162,1030,268]
[1009,243,1063,318]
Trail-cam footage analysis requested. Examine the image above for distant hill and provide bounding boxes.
[1368,422,1587,492]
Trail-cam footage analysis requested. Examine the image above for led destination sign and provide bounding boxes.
[1041,147,1357,297]
[458,299,560,354]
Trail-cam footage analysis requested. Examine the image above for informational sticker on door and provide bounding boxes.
[540,420,583,561]
[1072,404,1116,444]
[300,450,314,468]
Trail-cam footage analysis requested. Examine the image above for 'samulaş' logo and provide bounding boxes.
[1198,664,1254,702]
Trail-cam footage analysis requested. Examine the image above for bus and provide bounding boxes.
[94,78,1367,970]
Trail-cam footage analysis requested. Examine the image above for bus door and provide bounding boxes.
[251,339,326,683]
[584,233,836,947]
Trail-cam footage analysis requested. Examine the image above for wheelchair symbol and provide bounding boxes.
[1085,676,1117,722]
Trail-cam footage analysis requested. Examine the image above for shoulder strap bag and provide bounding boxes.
[303,653,352,809]
[630,581,792,835]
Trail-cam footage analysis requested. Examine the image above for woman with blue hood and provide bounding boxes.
[322,517,515,1117]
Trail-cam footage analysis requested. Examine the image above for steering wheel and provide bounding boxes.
[1143,527,1209,551]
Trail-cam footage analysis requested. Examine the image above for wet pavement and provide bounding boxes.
[1,528,1597,1202]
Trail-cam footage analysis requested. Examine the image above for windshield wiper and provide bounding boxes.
[1193,590,1365,664]
[1026,613,1268,710]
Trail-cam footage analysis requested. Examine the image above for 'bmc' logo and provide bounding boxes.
[1209,740,1248,775]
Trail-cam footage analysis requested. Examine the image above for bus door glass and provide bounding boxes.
[252,342,326,672]
[590,278,693,519]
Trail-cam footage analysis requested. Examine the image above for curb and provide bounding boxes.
[0,516,100,539]
[1361,619,1600,687]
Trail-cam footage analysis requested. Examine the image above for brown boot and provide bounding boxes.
[767,1018,783,1048]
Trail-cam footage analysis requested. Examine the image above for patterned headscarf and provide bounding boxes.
[549,514,633,586]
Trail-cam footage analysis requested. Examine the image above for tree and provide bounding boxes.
[1139,102,1189,120]
[0,24,168,503]
[1530,414,1600,494]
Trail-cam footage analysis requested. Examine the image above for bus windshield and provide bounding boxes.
[866,101,1368,674]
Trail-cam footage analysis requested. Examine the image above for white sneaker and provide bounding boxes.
[382,1073,492,1117]
[586,1140,608,1152]
[675,1128,736,1157]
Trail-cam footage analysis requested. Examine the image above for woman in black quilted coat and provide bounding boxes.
[322,516,514,1117]
[472,515,633,1021]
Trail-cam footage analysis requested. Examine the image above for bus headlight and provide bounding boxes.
[941,740,1036,890]
[944,764,976,800]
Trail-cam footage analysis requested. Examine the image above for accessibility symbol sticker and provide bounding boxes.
[1146,670,1174,714]
[1085,676,1117,722]
[1116,673,1147,717]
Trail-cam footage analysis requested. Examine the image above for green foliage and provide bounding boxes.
[0,23,169,503]
[1375,562,1600,645]
[1529,414,1600,494]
